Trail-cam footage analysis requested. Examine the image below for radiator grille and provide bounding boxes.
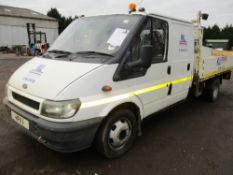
[12,92,40,110]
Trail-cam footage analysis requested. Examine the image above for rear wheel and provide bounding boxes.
[204,78,220,102]
[95,109,137,158]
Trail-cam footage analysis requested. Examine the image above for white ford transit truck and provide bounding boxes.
[3,7,233,158]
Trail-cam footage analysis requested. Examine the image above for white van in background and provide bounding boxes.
[4,6,233,158]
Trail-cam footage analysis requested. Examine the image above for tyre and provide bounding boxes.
[204,78,220,102]
[95,109,137,158]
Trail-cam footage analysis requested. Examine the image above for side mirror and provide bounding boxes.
[140,45,153,68]
[201,13,209,20]
[126,45,152,69]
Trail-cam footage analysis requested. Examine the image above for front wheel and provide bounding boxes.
[95,109,137,158]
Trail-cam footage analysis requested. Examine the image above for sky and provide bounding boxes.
[1,0,233,27]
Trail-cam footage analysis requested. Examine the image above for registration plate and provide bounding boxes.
[11,111,29,130]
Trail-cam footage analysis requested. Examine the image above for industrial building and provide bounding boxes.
[205,39,229,50]
[0,5,58,49]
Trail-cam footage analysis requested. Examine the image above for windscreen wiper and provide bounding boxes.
[47,49,72,58]
[75,51,113,57]
[48,49,72,54]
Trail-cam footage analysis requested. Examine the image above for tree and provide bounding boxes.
[203,24,233,50]
[222,24,233,49]
[211,24,221,38]
[47,8,61,19]
[47,8,75,34]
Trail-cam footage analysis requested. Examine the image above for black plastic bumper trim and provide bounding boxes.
[6,101,103,152]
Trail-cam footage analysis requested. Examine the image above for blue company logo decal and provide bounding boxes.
[29,64,46,75]
[23,77,36,84]
[217,56,227,66]
[23,64,46,84]
[179,34,188,52]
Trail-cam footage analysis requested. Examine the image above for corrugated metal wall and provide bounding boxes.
[0,25,27,46]
[0,16,58,48]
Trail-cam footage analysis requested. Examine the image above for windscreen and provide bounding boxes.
[49,15,142,56]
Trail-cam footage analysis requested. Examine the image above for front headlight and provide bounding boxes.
[41,99,81,119]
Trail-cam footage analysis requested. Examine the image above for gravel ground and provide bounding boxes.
[0,57,233,175]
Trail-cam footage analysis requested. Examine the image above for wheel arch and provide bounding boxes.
[97,100,144,137]
[108,102,141,121]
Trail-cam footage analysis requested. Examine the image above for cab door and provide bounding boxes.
[165,22,194,106]
[114,17,170,118]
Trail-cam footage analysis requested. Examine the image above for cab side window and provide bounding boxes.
[129,20,151,62]
[124,19,152,79]
[113,18,168,81]
[151,18,168,63]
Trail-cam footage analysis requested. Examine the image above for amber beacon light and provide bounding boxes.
[129,3,136,13]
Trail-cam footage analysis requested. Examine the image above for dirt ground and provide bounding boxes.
[1,57,233,175]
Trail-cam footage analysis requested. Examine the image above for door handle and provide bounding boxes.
[187,63,191,71]
[168,83,172,95]
[167,66,171,75]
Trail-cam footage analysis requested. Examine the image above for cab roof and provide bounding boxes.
[85,12,193,25]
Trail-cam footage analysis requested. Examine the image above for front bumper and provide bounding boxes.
[6,101,103,152]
